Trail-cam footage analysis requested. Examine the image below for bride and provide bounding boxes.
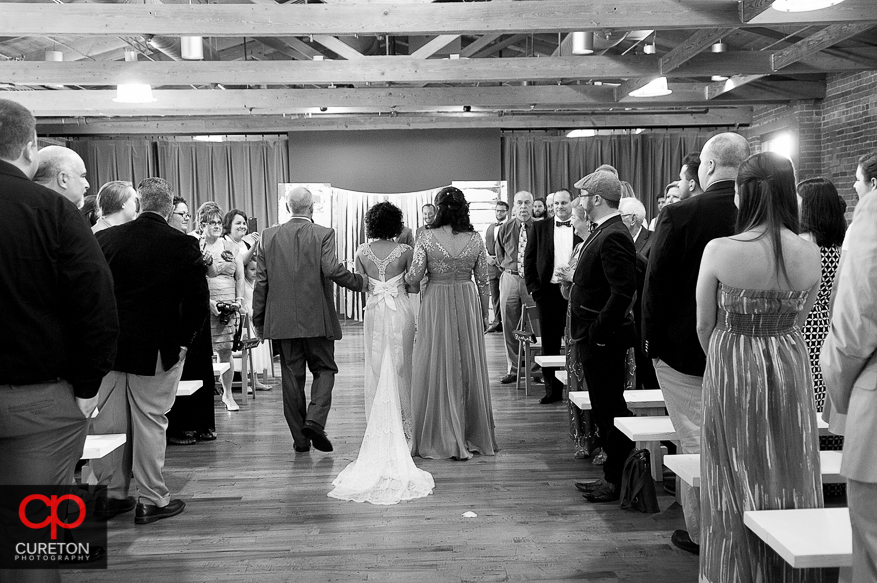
[328,202,434,505]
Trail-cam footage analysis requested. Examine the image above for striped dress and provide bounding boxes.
[700,283,823,583]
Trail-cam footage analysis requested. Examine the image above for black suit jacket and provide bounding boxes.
[634,227,654,257]
[641,180,738,376]
[523,218,582,302]
[569,215,637,347]
[97,212,209,376]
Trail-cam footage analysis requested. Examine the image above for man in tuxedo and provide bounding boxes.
[484,200,509,333]
[524,189,580,404]
[821,151,877,582]
[415,203,436,240]
[93,177,208,524]
[641,132,750,554]
[618,197,659,393]
[254,186,364,453]
[494,190,536,384]
[569,170,637,503]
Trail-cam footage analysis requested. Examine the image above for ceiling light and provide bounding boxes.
[711,42,728,53]
[567,129,597,138]
[571,32,594,55]
[193,135,224,142]
[643,43,657,55]
[712,75,730,81]
[181,37,204,60]
[44,50,63,62]
[114,84,156,103]
[772,0,845,11]
[629,77,672,98]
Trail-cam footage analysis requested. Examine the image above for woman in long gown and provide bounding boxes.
[328,202,434,505]
[406,187,497,460]
[695,152,824,583]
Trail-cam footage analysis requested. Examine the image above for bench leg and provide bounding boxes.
[638,441,664,482]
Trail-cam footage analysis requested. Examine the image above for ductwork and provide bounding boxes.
[146,35,183,61]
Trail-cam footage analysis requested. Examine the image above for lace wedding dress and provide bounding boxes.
[328,243,434,505]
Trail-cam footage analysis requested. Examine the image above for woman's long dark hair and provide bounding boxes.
[798,178,847,248]
[431,186,474,233]
[735,152,799,286]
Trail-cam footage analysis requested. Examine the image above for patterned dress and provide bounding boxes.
[700,284,823,583]
[206,238,238,352]
[406,229,497,460]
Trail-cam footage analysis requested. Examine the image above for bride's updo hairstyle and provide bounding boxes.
[366,201,404,240]
[735,151,800,285]
[431,186,475,233]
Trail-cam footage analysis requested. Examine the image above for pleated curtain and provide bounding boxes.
[68,139,158,192]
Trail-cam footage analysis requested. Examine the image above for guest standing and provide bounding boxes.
[224,208,260,266]
[494,190,536,384]
[32,145,89,207]
[92,177,209,524]
[524,188,581,404]
[642,132,750,554]
[200,204,245,411]
[0,100,118,582]
[484,200,509,333]
[568,170,637,503]
[696,152,823,583]
[92,180,139,234]
[821,151,877,583]
[407,187,497,460]
[253,186,364,453]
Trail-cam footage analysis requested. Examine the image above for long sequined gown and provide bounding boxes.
[328,243,434,504]
[406,229,497,460]
[700,283,823,583]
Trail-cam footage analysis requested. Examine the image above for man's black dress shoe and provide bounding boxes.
[294,443,311,453]
[574,478,605,493]
[583,482,620,503]
[135,499,186,525]
[196,429,217,441]
[671,529,700,555]
[94,496,137,520]
[539,392,563,404]
[302,426,333,452]
[499,373,516,384]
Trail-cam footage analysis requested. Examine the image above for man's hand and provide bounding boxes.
[255,327,264,341]
[76,395,99,419]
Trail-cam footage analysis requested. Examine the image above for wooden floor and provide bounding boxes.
[68,323,697,583]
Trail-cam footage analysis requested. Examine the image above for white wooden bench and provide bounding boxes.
[213,362,230,376]
[534,355,565,369]
[616,415,834,482]
[744,508,851,579]
[665,451,844,488]
[569,389,666,413]
[176,380,203,397]
[81,434,126,460]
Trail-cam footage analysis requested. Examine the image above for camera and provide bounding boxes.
[215,301,238,324]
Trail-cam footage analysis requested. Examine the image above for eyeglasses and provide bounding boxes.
[174,212,191,219]
[206,220,222,226]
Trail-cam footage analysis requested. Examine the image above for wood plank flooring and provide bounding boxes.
[67,323,697,583]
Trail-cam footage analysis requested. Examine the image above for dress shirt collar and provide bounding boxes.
[289,216,313,222]
[593,211,620,228]
[632,225,643,242]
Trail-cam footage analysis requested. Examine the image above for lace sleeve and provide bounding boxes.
[405,239,427,285]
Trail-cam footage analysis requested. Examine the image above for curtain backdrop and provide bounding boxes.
[68,139,157,191]
[67,137,288,230]
[503,131,713,221]
[333,187,438,321]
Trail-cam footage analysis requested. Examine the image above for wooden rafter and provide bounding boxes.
[770,23,876,71]
[410,35,460,59]
[459,34,502,58]
[311,36,364,60]
[739,0,775,24]
[705,74,767,100]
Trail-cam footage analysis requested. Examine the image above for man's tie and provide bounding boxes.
[556,220,572,227]
[517,222,528,276]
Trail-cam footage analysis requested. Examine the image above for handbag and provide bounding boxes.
[619,448,660,513]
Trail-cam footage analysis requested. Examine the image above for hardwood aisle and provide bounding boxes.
[69,323,697,583]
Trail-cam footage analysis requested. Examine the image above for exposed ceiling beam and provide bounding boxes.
[739,0,775,24]
[410,35,460,59]
[459,34,502,58]
[770,23,876,71]
[471,35,528,59]
[2,85,810,117]
[35,108,752,135]
[311,36,364,60]
[0,2,875,37]
[254,37,316,61]
[0,52,868,87]
[705,74,766,99]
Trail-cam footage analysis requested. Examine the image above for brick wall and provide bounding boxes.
[749,70,877,213]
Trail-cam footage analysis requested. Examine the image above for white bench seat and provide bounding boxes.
[744,508,851,573]
[176,380,203,397]
[213,362,230,376]
[665,451,844,488]
[81,434,126,460]
[569,389,665,411]
[534,355,565,368]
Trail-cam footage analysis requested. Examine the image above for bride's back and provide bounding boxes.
[357,239,412,282]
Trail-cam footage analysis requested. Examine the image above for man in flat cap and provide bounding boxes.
[569,169,637,503]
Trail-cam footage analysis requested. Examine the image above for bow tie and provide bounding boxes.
[556,220,571,227]
[496,222,503,226]
[588,223,597,233]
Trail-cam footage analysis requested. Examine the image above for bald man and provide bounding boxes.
[642,132,751,555]
[33,145,90,207]
[253,187,364,454]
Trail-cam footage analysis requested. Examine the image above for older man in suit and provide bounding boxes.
[524,188,580,403]
[254,186,364,454]
[92,177,208,524]
[641,132,750,554]
[569,170,637,503]
[821,155,877,582]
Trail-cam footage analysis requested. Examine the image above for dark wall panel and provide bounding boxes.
[287,128,501,193]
